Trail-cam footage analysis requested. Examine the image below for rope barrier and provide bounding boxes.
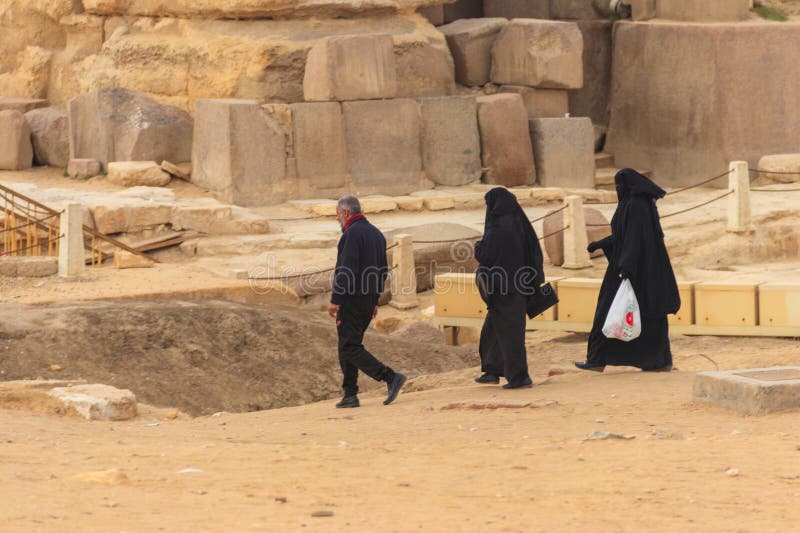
[414,236,480,244]
[530,204,567,224]
[665,169,732,196]
[660,190,733,219]
[539,225,569,241]
[751,187,800,193]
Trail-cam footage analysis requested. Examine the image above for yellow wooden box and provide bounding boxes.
[555,278,602,323]
[434,273,485,318]
[694,282,759,327]
[669,281,696,326]
[758,282,800,327]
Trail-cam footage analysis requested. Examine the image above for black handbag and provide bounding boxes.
[526,282,559,319]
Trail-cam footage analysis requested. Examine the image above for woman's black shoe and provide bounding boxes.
[574,361,606,372]
[474,373,500,384]
[336,395,360,408]
[502,377,533,389]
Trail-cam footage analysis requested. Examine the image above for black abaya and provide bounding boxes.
[474,188,545,385]
[586,169,680,370]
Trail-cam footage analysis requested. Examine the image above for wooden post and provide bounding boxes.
[727,160,753,233]
[562,195,592,269]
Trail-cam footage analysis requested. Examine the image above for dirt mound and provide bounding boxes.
[0,300,476,415]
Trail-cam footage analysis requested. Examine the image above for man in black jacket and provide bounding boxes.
[328,196,406,408]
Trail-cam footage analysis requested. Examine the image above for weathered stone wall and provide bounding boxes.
[607,21,800,187]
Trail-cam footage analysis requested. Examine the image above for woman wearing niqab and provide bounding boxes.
[474,188,545,389]
[575,169,680,372]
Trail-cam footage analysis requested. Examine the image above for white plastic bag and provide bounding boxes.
[602,279,641,342]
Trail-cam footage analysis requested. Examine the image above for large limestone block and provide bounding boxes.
[443,0,484,23]
[530,117,595,188]
[0,110,33,170]
[483,0,550,19]
[550,0,605,19]
[418,5,444,25]
[82,0,452,18]
[394,37,456,98]
[25,106,69,168]
[491,19,584,89]
[630,0,656,20]
[291,102,347,190]
[48,384,138,421]
[568,20,612,126]
[107,162,171,188]
[0,98,48,114]
[68,159,102,179]
[757,154,800,184]
[657,0,750,22]
[499,86,569,119]
[476,94,536,187]
[68,88,193,169]
[343,99,424,194]
[420,96,482,186]
[192,99,287,206]
[439,18,508,87]
[304,34,398,102]
[607,23,800,187]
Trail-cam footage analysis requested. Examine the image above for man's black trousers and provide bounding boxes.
[337,294,394,396]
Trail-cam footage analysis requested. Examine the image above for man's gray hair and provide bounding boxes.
[337,195,362,214]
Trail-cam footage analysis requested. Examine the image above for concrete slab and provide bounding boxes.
[693,366,800,415]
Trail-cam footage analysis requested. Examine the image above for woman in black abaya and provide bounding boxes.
[474,188,545,389]
[575,168,680,372]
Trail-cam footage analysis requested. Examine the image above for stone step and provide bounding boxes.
[594,152,614,169]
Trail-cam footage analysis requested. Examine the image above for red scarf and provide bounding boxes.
[343,212,365,232]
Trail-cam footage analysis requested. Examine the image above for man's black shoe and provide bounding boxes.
[336,395,360,408]
[384,373,407,405]
[574,361,606,372]
[502,377,533,389]
[474,373,500,384]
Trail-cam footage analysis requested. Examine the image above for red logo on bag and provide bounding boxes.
[625,312,634,326]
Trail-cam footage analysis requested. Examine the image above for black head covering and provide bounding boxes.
[615,168,666,201]
[483,187,545,286]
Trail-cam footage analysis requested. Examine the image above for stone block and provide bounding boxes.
[657,0,750,22]
[107,162,171,188]
[758,154,800,184]
[630,0,656,20]
[443,0,484,23]
[114,250,154,269]
[476,94,536,187]
[48,384,138,421]
[192,99,287,206]
[394,38,456,98]
[420,96,482,186]
[453,191,486,209]
[91,204,128,234]
[309,201,338,217]
[291,102,347,190]
[0,110,33,170]
[607,22,800,187]
[126,204,174,232]
[568,20,612,126]
[499,86,569,119]
[25,106,69,168]
[161,161,191,181]
[9,257,59,277]
[530,117,595,188]
[0,98,48,114]
[440,18,508,87]
[360,196,399,213]
[208,207,270,235]
[694,282,758,327]
[542,206,610,266]
[394,196,425,211]
[171,204,233,233]
[67,159,103,180]
[418,5,444,25]
[67,88,193,169]
[343,99,423,194]
[550,0,604,19]
[491,20,584,89]
[483,0,550,19]
[303,34,398,102]
[693,367,800,416]
[410,191,456,210]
